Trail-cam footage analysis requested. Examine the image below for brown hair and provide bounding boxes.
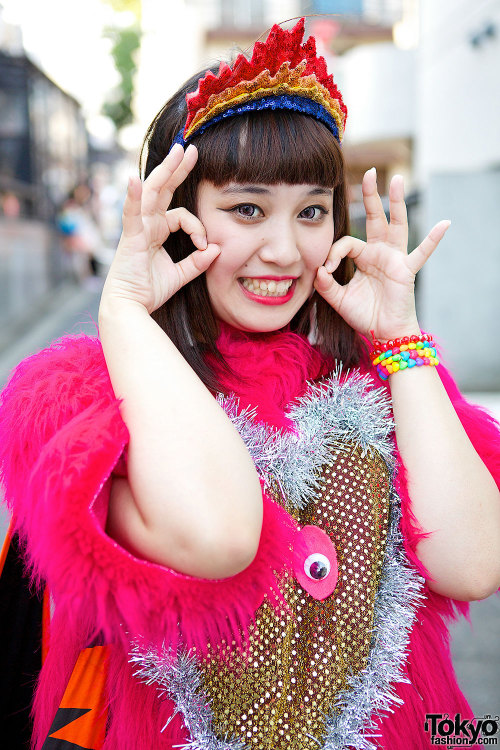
[141,68,366,393]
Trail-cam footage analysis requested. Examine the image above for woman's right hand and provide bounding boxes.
[101,143,220,314]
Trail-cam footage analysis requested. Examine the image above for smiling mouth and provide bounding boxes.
[239,277,295,297]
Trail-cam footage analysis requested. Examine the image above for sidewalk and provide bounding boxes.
[0,285,499,718]
[0,280,103,387]
[0,278,103,541]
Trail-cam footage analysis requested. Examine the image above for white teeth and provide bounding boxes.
[241,277,294,297]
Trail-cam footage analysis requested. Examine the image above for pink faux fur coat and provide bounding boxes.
[0,330,499,749]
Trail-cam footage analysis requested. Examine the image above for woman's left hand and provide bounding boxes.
[314,169,450,341]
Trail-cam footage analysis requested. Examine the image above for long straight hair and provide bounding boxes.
[141,69,367,394]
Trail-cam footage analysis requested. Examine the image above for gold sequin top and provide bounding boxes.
[199,442,390,749]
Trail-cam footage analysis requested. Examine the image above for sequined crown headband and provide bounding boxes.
[173,18,347,147]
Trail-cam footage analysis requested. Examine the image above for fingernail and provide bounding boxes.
[324,260,334,273]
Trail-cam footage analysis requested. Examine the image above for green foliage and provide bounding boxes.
[102,24,141,131]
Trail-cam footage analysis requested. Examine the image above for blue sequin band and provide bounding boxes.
[172,95,341,148]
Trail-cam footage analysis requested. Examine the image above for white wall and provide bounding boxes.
[340,42,416,144]
[416,0,500,389]
[417,0,500,180]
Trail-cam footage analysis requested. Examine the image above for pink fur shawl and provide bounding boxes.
[0,330,499,749]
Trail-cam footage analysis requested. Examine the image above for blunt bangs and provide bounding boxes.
[191,110,344,189]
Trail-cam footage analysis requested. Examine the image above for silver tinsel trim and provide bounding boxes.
[130,641,246,750]
[321,493,425,750]
[217,367,395,510]
[132,370,425,750]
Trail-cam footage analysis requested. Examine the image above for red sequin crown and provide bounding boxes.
[180,18,347,144]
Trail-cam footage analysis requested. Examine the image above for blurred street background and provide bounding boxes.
[0,0,499,724]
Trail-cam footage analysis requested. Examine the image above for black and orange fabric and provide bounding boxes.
[1,523,109,749]
[42,646,109,750]
[0,521,44,747]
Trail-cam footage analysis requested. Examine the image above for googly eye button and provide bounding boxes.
[293,525,338,600]
[304,553,330,580]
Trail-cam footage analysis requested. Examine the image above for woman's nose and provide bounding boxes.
[257,227,302,265]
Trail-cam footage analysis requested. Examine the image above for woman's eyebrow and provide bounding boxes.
[219,186,333,196]
[308,187,333,196]
[220,185,270,195]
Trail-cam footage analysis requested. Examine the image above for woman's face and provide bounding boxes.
[197,180,335,332]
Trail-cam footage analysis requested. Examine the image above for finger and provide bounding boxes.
[314,265,347,312]
[324,235,366,272]
[164,207,208,250]
[362,168,389,243]
[121,176,144,238]
[175,243,221,288]
[386,174,408,251]
[142,144,198,216]
[407,220,451,274]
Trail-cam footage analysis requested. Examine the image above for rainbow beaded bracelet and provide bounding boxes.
[370,333,439,381]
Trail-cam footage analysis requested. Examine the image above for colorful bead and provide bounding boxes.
[370,331,438,380]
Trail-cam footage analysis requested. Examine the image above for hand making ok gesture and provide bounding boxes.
[101,143,220,314]
[314,168,450,341]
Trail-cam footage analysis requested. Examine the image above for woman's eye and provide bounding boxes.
[299,206,327,221]
[233,204,262,219]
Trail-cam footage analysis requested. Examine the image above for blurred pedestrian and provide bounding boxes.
[57,181,102,286]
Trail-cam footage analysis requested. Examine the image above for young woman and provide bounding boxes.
[1,18,499,750]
